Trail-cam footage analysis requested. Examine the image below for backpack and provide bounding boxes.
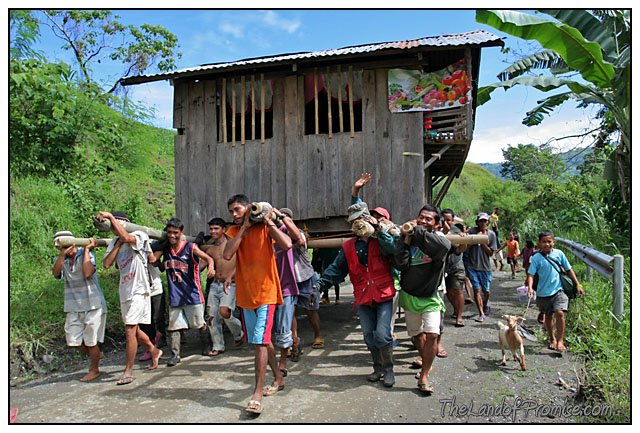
[531,252,577,299]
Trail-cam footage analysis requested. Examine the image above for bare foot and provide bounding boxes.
[556,342,567,352]
[79,371,101,382]
[548,342,558,350]
[148,348,163,370]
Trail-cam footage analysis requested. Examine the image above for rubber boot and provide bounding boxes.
[366,348,384,382]
[380,345,395,388]
[167,331,181,367]
[199,327,211,356]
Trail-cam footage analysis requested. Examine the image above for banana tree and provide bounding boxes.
[476,9,630,201]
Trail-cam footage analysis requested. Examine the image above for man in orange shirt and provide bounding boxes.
[223,194,292,416]
[498,231,520,279]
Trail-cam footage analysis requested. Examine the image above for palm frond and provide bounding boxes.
[523,92,572,126]
[498,50,568,81]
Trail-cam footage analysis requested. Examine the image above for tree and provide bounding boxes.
[500,143,565,190]
[37,10,181,94]
[476,10,630,201]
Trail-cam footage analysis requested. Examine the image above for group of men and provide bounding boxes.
[52,175,584,416]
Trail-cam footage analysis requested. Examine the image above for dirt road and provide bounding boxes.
[10,269,589,423]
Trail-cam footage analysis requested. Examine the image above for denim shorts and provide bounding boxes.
[296,273,320,311]
[274,295,297,349]
[467,268,492,292]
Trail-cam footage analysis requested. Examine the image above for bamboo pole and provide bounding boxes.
[222,78,227,143]
[260,74,265,143]
[326,68,332,138]
[348,66,354,138]
[307,234,488,249]
[231,78,236,146]
[55,237,112,248]
[241,76,245,145]
[92,218,197,242]
[337,65,344,133]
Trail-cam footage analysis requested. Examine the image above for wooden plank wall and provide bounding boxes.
[173,69,422,234]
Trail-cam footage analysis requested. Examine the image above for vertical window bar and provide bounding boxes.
[241,76,246,145]
[231,77,236,146]
[251,75,256,141]
[337,65,344,133]
[348,66,355,138]
[222,78,227,143]
[260,74,266,144]
[327,68,332,139]
[314,69,319,135]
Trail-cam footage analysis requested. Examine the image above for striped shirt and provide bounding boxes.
[55,248,107,313]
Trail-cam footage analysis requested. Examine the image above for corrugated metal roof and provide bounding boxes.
[121,29,503,85]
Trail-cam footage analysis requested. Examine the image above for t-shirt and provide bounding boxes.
[163,241,204,307]
[399,289,445,314]
[528,249,572,297]
[227,223,284,309]
[504,239,520,259]
[466,227,497,272]
[148,264,163,297]
[56,248,107,313]
[106,231,152,302]
[274,225,299,297]
[292,232,316,283]
[445,225,465,276]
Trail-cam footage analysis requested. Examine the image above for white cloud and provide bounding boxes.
[220,22,245,38]
[262,11,301,34]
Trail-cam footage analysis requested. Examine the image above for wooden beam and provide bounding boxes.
[434,170,459,207]
[240,75,245,144]
[314,69,319,134]
[424,143,453,170]
[326,68,332,139]
[221,78,227,143]
[337,65,344,133]
[251,75,256,141]
[231,77,236,146]
[348,66,354,138]
[260,74,265,143]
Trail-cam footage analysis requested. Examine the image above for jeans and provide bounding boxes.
[358,300,393,350]
[274,295,297,349]
[206,281,243,351]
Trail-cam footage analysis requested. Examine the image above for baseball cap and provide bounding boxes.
[279,208,294,219]
[112,211,130,223]
[477,212,490,221]
[53,230,74,241]
[371,207,390,220]
[346,202,370,223]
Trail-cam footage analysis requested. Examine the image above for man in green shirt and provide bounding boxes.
[392,204,451,394]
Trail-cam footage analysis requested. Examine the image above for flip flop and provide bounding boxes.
[116,376,135,386]
[312,337,325,349]
[204,350,224,357]
[474,315,486,323]
[454,320,465,327]
[410,359,422,369]
[436,349,448,358]
[262,384,285,396]
[280,368,288,377]
[245,400,262,415]
[418,381,434,394]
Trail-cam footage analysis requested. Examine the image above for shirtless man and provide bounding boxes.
[200,218,244,356]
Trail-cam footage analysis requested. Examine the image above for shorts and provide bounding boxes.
[206,281,237,316]
[65,308,106,347]
[296,273,320,311]
[445,272,465,291]
[507,257,517,265]
[121,294,151,326]
[404,310,441,336]
[241,304,276,345]
[168,304,206,331]
[536,290,569,314]
[467,268,492,293]
[274,295,297,349]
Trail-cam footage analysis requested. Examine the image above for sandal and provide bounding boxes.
[262,384,285,396]
[418,381,434,394]
[280,368,288,377]
[436,349,448,358]
[245,400,262,415]
[291,340,303,362]
[116,375,135,386]
[454,320,465,327]
[312,336,325,349]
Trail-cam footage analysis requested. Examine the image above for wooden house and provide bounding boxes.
[121,30,503,234]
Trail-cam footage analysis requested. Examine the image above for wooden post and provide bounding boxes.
[326,68,332,139]
[465,47,473,141]
[348,66,354,138]
[231,77,236,146]
[260,74,266,143]
[314,69,319,135]
[222,78,227,143]
[337,65,344,133]
[241,75,245,144]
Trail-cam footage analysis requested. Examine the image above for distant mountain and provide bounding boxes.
[477,147,592,180]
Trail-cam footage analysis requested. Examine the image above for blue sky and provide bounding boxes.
[28,8,603,163]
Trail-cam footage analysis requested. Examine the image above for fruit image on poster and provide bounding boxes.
[388,59,471,112]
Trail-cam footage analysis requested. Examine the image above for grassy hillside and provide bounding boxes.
[437,162,503,223]
[10,121,176,355]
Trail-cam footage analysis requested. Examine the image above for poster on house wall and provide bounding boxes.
[388,59,471,112]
